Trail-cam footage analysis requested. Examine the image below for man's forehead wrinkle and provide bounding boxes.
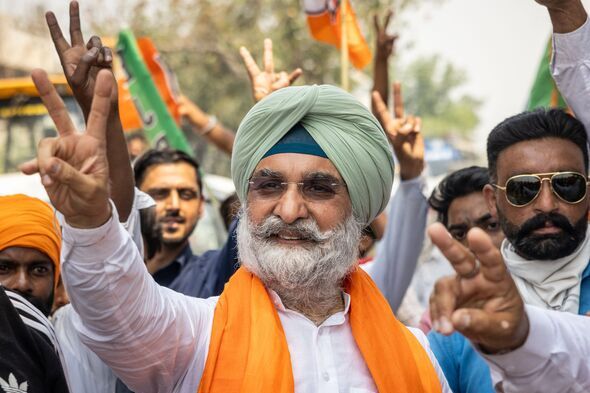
[496,138,586,180]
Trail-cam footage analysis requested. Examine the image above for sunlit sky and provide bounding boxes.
[2,0,589,155]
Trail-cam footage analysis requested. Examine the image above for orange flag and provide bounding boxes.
[304,0,372,70]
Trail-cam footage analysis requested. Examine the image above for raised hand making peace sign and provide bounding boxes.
[46,1,116,119]
[239,39,303,102]
[20,69,113,229]
[372,82,424,180]
[428,223,529,354]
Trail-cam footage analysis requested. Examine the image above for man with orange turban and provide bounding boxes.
[0,194,61,316]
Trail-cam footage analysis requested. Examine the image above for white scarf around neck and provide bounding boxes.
[501,229,590,314]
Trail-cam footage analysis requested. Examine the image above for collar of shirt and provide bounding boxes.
[266,289,351,327]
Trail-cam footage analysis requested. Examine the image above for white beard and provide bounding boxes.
[236,208,362,311]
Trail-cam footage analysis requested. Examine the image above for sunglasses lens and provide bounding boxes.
[552,173,587,203]
[506,176,541,206]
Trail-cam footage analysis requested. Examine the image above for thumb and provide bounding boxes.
[41,157,91,190]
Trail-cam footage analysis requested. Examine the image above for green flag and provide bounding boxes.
[117,29,193,155]
[526,39,567,110]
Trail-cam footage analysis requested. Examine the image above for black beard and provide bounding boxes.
[16,290,54,317]
[500,210,588,260]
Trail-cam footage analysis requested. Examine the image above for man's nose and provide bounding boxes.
[5,270,33,295]
[532,179,559,213]
[272,183,309,224]
[165,189,180,210]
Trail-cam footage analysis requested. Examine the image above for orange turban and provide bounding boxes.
[0,194,61,286]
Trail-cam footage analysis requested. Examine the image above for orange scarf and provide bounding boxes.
[198,267,442,392]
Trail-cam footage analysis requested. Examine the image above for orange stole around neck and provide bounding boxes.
[197,267,442,393]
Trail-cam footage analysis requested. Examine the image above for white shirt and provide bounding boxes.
[481,306,590,392]
[477,15,590,392]
[60,204,451,393]
[52,188,155,393]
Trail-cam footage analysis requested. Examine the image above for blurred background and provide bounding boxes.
[0,0,581,191]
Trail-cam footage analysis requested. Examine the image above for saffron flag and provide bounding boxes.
[526,39,567,110]
[304,0,372,70]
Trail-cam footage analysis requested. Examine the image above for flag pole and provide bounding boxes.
[340,0,349,91]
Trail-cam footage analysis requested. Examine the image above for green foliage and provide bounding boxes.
[400,55,481,138]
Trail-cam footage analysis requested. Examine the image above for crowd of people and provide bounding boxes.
[2,0,590,392]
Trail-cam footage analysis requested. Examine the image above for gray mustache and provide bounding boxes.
[251,216,333,243]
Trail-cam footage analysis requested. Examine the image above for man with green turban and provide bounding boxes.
[232,84,394,225]
[37,72,450,391]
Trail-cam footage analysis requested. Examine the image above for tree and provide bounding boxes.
[400,55,481,138]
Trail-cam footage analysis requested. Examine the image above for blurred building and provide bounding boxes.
[0,13,61,77]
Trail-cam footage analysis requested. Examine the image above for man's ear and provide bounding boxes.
[483,184,498,218]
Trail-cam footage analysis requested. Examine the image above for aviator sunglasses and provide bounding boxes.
[492,171,590,207]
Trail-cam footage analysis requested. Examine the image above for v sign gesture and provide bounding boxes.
[428,223,529,354]
[240,39,303,102]
[21,69,112,229]
[372,82,424,180]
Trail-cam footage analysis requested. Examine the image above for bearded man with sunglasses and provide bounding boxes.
[425,108,590,393]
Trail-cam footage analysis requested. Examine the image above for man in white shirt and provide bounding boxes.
[25,56,451,391]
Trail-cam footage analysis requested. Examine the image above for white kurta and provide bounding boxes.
[60,204,450,393]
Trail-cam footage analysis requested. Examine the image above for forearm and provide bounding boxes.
[368,177,428,312]
[202,124,235,155]
[105,106,134,222]
[551,14,590,137]
[482,306,590,392]
[545,0,587,33]
[60,203,212,392]
[372,55,390,116]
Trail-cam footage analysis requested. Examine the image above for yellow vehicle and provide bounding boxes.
[0,75,84,175]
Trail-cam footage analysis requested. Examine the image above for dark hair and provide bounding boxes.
[133,148,203,193]
[428,166,489,226]
[219,192,240,230]
[139,206,161,260]
[487,108,588,181]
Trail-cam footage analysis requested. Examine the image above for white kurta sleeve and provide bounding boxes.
[60,203,215,393]
[365,177,429,312]
[551,16,590,135]
[481,305,590,393]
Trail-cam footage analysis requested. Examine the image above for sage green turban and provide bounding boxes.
[231,85,394,225]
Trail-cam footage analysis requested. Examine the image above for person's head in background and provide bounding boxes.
[219,193,240,231]
[126,132,150,161]
[0,195,61,316]
[134,149,205,258]
[429,166,504,249]
[484,108,589,260]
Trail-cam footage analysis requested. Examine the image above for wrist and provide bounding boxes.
[399,164,424,181]
[481,309,529,354]
[65,203,112,229]
[547,1,587,33]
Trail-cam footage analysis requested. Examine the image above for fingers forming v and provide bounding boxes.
[466,228,509,283]
[393,81,404,119]
[86,70,113,140]
[239,47,260,79]
[46,11,70,55]
[263,38,274,74]
[428,222,478,278]
[31,69,77,136]
[69,1,84,46]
